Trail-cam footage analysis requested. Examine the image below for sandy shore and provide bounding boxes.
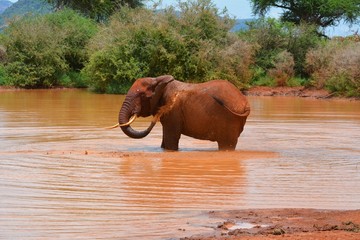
[182,208,360,239]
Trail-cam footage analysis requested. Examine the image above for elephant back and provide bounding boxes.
[200,80,250,117]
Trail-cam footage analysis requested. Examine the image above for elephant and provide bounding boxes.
[113,75,250,151]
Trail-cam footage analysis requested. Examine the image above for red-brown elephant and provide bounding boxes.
[115,75,250,151]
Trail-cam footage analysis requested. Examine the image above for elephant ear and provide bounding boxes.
[149,75,174,114]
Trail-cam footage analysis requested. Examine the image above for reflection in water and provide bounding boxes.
[118,152,249,211]
[0,90,360,239]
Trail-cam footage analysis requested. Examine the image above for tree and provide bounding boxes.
[251,0,360,32]
[47,0,144,21]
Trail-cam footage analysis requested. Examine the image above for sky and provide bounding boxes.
[147,0,265,19]
[147,0,359,36]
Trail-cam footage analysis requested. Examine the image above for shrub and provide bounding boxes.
[286,23,319,76]
[44,9,98,71]
[268,50,295,86]
[305,38,360,97]
[1,9,97,88]
[83,46,145,93]
[59,71,87,88]
[238,18,288,71]
[2,15,67,88]
[212,35,255,86]
[238,18,320,82]
[250,67,275,86]
[0,45,6,63]
[0,64,7,85]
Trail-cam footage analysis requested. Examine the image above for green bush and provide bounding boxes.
[238,18,320,82]
[251,69,276,86]
[83,1,255,94]
[1,9,97,88]
[238,18,288,71]
[286,23,320,76]
[306,38,360,97]
[267,50,295,86]
[59,71,87,88]
[326,73,359,97]
[2,15,67,88]
[0,64,7,85]
[83,46,144,93]
[44,9,98,71]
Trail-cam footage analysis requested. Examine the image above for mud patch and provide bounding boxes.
[183,208,360,240]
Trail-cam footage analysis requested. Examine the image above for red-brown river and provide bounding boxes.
[1,89,359,239]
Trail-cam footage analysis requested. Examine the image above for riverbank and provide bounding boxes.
[182,208,360,240]
[2,85,357,100]
[244,86,333,98]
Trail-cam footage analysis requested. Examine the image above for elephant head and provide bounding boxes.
[118,75,174,139]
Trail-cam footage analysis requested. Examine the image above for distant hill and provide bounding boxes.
[0,0,52,27]
[231,18,254,32]
[0,0,12,14]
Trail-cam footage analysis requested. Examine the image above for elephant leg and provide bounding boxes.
[217,125,241,151]
[217,138,237,151]
[217,117,247,151]
[161,125,181,150]
[160,114,182,151]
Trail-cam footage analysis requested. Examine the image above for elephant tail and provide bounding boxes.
[212,96,250,117]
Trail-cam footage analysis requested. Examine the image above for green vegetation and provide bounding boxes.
[0,0,358,97]
[238,18,320,87]
[47,0,144,22]
[0,9,97,88]
[305,37,360,97]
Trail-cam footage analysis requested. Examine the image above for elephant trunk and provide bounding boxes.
[118,95,155,139]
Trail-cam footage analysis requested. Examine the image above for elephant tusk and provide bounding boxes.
[105,114,137,129]
[104,123,119,129]
[119,114,137,127]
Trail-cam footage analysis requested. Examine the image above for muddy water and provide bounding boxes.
[0,89,359,239]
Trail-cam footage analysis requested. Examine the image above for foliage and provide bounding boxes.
[305,38,360,97]
[268,50,295,86]
[83,1,256,93]
[238,18,288,71]
[47,0,144,22]
[0,64,6,85]
[58,71,87,88]
[212,35,255,86]
[250,0,360,36]
[251,67,276,86]
[44,9,98,71]
[1,9,97,88]
[238,18,321,83]
[286,23,320,75]
[83,45,145,93]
